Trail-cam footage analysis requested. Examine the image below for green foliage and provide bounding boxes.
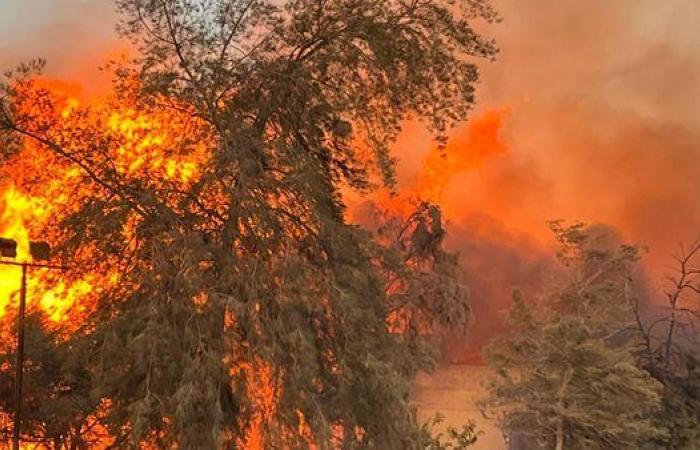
[482,223,666,449]
[0,0,495,447]
[419,414,481,449]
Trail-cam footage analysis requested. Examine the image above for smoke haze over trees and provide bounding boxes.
[0,0,699,448]
[2,0,699,357]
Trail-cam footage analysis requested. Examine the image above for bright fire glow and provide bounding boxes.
[0,75,511,450]
[0,76,261,447]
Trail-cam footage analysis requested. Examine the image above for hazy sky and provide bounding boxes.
[2,0,699,255]
[2,0,699,354]
[0,0,117,93]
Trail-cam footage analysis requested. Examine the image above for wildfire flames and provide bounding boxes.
[417,108,511,204]
[0,184,96,323]
[0,68,513,444]
[0,74,304,447]
[0,71,499,447]
[2,0,698,445]
[0,7,698,449]
[0,83,205,323]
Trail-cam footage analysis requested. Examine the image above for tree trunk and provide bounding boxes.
[555,417,565,450]
[555,367,574,450]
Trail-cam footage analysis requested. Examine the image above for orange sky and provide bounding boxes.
[1,0,699,358]
[2,0,698,256]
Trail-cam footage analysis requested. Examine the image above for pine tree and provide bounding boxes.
[481,223,666,449]
[0,1,497,447]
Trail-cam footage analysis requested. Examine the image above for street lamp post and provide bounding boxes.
[0,237,67,450]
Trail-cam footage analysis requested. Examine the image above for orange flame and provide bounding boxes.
[233,360,279,450]
[417,107,511,203]
[0,75,218,447]
[0,77,510,449]
[351,107,512,223]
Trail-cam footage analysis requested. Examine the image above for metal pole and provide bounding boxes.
[12,263,27,450]
[0,245,65,449]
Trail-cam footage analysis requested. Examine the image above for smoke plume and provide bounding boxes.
[386,0,700,360]
[2,0,699,359]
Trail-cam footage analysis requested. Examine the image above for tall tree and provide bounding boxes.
[481,223,665,449]
[0,0,497,447]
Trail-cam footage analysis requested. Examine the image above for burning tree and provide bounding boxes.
[0,0,497,447]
